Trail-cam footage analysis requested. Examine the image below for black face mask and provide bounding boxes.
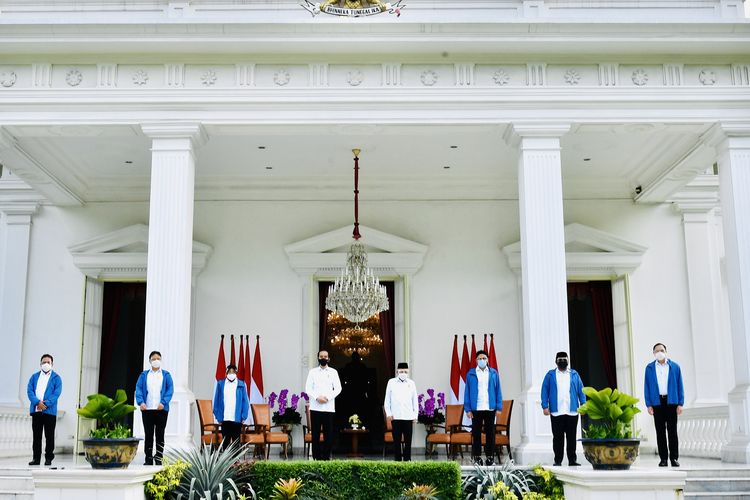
[556,360,568,370]
[318,358,328,366]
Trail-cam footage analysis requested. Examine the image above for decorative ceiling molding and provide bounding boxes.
[285,224,428,277]
[502,223,647,277]
[68,223,212,279]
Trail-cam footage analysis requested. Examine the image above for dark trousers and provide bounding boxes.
[310,410,334,460]
[391,420,414,461]
[550,414,579,464]
[471,410,496,458]
[221,421,242,449]
[142,410,168,463]
[31,413,56,463]
[653,396,679,461]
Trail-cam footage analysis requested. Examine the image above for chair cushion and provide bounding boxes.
[426,434,450,444]
[265,432,289,444]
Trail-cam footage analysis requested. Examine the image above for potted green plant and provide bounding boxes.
[348,414,362,429]
[76,389,140,469]
[577,387,641,470]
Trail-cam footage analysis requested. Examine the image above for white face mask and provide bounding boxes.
[654,351,666,361]
[227,373,237,382]
[150,360,161,369]
[40,363,52,373]
[397,372,408,381]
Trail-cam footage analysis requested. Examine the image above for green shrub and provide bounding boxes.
[144,459,190,500]
[249,461,461,500]
[530,466,564,500]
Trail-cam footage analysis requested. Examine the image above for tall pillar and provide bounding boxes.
[0,202,38,406]
[141,124,207,449]
[506,124,571,464]
[672,182,729,406]
[711,125,750,463]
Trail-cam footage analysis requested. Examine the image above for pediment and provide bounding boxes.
[502,223,646,277]
[285,224,428,277]
[69,224,212,279]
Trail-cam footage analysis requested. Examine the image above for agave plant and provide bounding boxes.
[168,443,256,500]
[577,387,641,439]
[461,461,537,500]
[76,389,136,438]
[396,483,440,500]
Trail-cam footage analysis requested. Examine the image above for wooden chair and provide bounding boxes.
[494,399,514,463]
[240,422,266,459]
[447,404,474,460]
[425,404,467,459]
[196,399,222,448]
[303,404,324,458]
[382,407,406,458]
[251,403,289,459]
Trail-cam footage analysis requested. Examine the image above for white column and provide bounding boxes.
[713,125,750,463]
[141,123,207,449]
[506,124,571,464]
[0,202,38,406]
[672,187,728,406]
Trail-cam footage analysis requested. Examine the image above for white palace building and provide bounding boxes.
[1,0,750,479]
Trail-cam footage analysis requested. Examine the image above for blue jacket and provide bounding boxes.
[27,371,62,416]
[135,370,174,411]
[213,379,250,423]
[644,359,684,408]
[464,367,503,413]
[541,369,586,414]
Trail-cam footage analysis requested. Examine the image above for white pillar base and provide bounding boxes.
[552,467,686,500]
[721,384,750,463]
[513,387,556,465]
[32,468,158,500]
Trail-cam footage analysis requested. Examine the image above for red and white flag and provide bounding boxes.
[229,335,236,366]
[237,335,246,382]
[215,335,227,382]
[483,334,488,353]
[250,335,264,405]
[244,335,252,392]
[470,334,477,369]
[449,335,461,404]
[460,335,472,428]
[489,333,499,371]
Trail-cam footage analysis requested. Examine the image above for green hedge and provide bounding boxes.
[250,460,461,500]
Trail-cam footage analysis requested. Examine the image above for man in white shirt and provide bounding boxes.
[464,350,503,466]
[384,362,418,461]
[305,350,342,460]
[135,351,174,465]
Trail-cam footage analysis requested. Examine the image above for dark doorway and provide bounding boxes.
[98,282,147,428]
[318,281,395,455]
[567,281,617,391]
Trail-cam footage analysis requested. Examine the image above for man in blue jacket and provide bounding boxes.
[213,364,250,449]
[644,342,684,467]
[26,354,62,466]
[541,351,586,466]
[135,350,174,465]
[464,350,503,466]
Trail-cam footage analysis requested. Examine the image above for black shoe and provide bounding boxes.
[44,460,52,466]
[28,460,40,466]
[569,462,581,466]
[670,459,680,467]
[485,458,495,466]
[144,459,153,466]
[553,462,561,466]
[154,458,163,466]
[473,457,483,466]
[658,460,668,467]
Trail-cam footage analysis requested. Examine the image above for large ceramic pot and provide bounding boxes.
[581,438,640,470]
[81,437,141,469]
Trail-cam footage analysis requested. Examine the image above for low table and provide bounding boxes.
[341,428,369,457]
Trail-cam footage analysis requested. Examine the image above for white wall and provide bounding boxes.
[16,197,715,454]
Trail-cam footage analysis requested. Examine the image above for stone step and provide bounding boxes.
[0,469,34,499]
[685,477,750,493]
[684,493,750,500]
[686,469,750,479]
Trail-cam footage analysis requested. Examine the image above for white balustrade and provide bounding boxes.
[0,406,32,457]
[676,405,730,459]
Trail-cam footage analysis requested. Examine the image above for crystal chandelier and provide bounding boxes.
[329,325,383,357]
[325,149,389,324]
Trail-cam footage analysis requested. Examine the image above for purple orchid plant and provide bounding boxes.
[268,390,309,425]
[417,388,446,426]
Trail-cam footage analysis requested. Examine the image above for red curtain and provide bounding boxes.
[378,282,396,376]
[318,282,330,353]
[567,282,617,388]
